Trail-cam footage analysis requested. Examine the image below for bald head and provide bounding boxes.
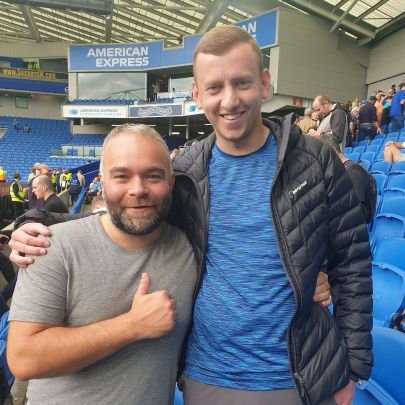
[100,124,171,177]
[32,175,54,200]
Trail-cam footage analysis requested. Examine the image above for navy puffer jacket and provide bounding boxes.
[170,116,372,405]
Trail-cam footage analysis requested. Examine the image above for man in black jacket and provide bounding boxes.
[8,26,371,405]
[171,26,372,405]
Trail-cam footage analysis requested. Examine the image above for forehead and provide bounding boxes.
[194,42,261,81]
[103,132,169,171]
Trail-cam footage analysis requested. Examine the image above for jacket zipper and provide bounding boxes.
[174,172,208,304]
[270,190,307,405]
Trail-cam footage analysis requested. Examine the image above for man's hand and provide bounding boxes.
[313,271,331,307]
[128,273,176,340]
[308,129,320,137]
[333,380,355,405]
[9,223,52,268]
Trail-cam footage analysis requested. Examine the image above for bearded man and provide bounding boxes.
[7,124,197,405]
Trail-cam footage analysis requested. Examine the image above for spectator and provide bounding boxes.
[55,167,62,193]
[85,176,101,204]
[32,175,68,213]
[90,194,106,214]
[68,174,82,205]
[76,169,85,187]
[309,95,348,148]
[23,124,30,133]
[357,95,381,141]
[59,169,70,192]
[9,172,25,219]
[384,140,405,163]
[13,118,19,132]
[375,90,385,125]
[0,167,6,183]
[297,108,317,134]
[151,81,160,101]
[389,82,405,132]
[7,125,196,404]
[27,164,51,210]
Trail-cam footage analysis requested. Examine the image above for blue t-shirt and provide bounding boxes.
[390,90,405,117]
[184,133,295,390]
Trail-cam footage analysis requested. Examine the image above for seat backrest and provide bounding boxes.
[371,173,387,195]
[370,214,405,247]
[372,261,405,327]
[373,238,405,270]
[371,161,391,173]
[380,196,405,217]
[369,326,405,403]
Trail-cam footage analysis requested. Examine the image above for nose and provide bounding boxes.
[221,85,240,111]
[128,176,148,197]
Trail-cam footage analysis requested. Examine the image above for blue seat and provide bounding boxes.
[173,387,183,405]
[386,174,405,189]
[352,146,365,155]
[360,159,371,171]
[0,311,8,341]
[347,152,360,162]
[0,339,14,388]
[344,147,352,154]
[354,327,405,405]
[372,261,405,327]
[383,187,405,198]
[365,145,380,154]
[371,173,387,195]
[360,151,375,163]
[380,196,405,217]
[370,214,405,248]
[391,160,405,172]
[373,238,405,270]
[371,161,391,173]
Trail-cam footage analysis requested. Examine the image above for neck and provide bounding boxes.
[101,214,164,250]
[43,191,54,201]
[216,122,269,156]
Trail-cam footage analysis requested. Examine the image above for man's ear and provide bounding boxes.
[192,80,203,110]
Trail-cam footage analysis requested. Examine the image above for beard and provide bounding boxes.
[104,192,172,236]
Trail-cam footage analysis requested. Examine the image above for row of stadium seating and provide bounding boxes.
[0,116,101,181]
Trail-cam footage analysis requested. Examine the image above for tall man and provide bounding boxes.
[9,26,371,405]
[173,26,372,405]
[7,125,197,404]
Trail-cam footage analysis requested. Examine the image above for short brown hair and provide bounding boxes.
[314,95,331,106]
[192,25,263,78]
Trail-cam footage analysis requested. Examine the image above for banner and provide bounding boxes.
[69,9,278,72]
[62,105,128,118]
[184,101,204,116]
[129,104,183,118]
[0,67,67,80]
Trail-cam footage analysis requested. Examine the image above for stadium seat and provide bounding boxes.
[360,160,371,171]
[352,146,365,155]
[386,173,405,189]
[370,214,405,248]
[354,327,405,405]
[372,261,405,327]
[383,187,405,198]
[370,160,391,173]
[391,160,405,172]
[360,151,375,163]
[173,387,183,405]
[365,144,380,154]
[344,147,352,154]
[373,238,405,270]
[380,195,405,217]
[347,152,360,162]
[371,173,387,195]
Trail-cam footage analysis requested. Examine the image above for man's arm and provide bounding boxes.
[321,145,373,382]
[7,273,176,380]
[329,109,347,144]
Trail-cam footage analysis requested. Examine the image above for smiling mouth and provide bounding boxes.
[221,112,243,120]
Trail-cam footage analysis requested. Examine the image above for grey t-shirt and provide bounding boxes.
[10,215,197,405]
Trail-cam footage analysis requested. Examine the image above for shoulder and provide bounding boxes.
[50,215,99,240]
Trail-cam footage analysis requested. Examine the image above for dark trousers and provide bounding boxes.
[358,124,376,141]
[11,201,24,220]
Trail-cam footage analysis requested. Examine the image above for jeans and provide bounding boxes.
[391,115,404,132]
[358,124,376,142]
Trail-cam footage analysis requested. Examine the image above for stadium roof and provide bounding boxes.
[0,0,403,47]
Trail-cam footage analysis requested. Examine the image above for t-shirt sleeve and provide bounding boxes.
[9,236,67,325]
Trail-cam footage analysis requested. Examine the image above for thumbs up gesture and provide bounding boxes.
[129,273,176,340]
